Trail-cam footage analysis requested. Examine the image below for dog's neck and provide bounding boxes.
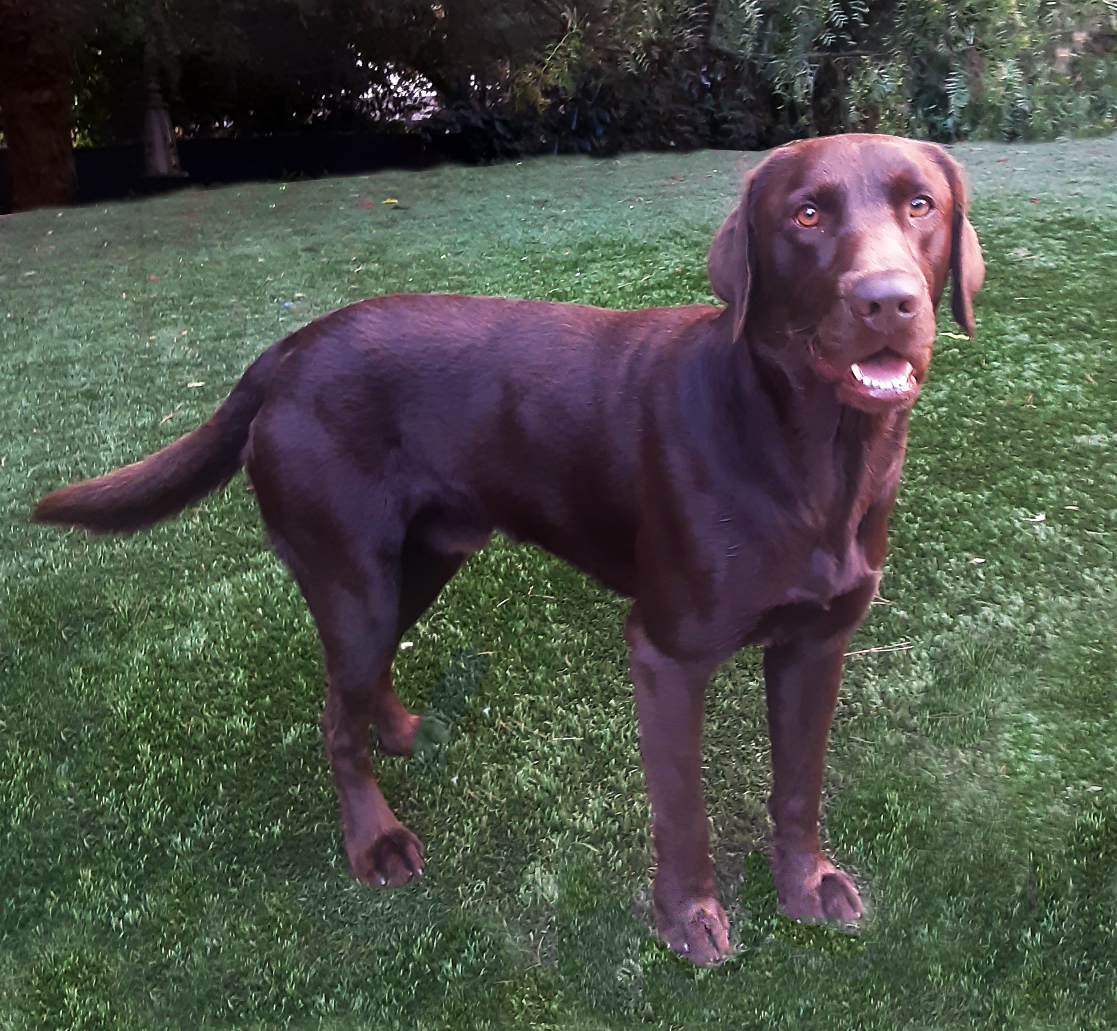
[734,335,910,515]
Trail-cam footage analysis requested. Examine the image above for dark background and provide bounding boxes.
[1,0,1115,213]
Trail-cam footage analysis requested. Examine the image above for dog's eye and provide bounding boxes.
[910,196,932,217]
[795,205,820,228]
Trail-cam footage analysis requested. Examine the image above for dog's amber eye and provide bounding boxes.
[910,196,932,217]
[795,205,820,228]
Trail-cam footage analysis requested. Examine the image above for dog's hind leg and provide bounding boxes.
[312,572,427,887]
[370,534,469,756]
[253,475,426,885]
[304,548,441,886]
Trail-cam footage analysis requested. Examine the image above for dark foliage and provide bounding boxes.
[14,0,1117,167]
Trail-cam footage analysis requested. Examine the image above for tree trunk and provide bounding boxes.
[143,81,184,178]
[0,1,75,211]
[142,0,184,180]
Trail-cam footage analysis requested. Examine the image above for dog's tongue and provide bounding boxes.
[856,351,911,380]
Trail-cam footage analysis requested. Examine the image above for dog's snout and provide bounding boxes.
[849,271,924,331]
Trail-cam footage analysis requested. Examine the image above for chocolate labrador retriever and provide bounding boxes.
[33,134,983,966]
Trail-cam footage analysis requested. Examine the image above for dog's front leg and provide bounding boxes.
[625,609,729,967]
[762,630,865,925]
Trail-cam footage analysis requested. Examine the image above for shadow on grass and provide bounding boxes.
[409,649,491,786]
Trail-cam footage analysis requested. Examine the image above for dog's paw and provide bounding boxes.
[770,849,864,925]
[350,824,425,887]
[375,711,422,756]
[655,896,731,968]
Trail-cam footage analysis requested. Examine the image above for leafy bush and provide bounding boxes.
[68,0,1117,156]
[712,0,1117,141]
[430,0,1117,160]
[430,3,771,158]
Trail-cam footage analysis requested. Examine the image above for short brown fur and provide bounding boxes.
[33,135,983,966]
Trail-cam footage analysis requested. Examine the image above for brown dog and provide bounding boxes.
[33,134,983,967]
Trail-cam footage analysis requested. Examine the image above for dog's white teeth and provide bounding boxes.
[850,361,913,393]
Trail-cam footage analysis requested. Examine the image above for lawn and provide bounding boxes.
[2,136,1116,1030]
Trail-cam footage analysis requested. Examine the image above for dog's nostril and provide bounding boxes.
[850,271,923,325]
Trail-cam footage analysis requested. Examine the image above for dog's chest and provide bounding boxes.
[779,543,874,608]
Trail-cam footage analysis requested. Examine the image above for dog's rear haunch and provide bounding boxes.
[35,134,983,967]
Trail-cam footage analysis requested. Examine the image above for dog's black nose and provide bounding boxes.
[849,271,924,332]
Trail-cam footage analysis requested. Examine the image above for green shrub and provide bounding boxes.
[445,1,1117,157]
[712,0,1117,140]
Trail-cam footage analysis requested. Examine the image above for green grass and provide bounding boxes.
[2,137,1116,1029]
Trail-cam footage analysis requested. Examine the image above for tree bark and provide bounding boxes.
[0,1,75,211]
[143,81,184,177]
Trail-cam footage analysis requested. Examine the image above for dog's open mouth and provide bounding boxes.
[848,350,917,401]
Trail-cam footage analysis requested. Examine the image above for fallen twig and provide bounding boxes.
[844,641,912,658]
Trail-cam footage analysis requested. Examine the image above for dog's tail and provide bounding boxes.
[32,340,287,534]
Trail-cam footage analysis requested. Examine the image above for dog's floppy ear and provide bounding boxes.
[707,172,756,341]
[935,150,985,337]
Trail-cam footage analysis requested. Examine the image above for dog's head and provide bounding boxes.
[707,134,984,414]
